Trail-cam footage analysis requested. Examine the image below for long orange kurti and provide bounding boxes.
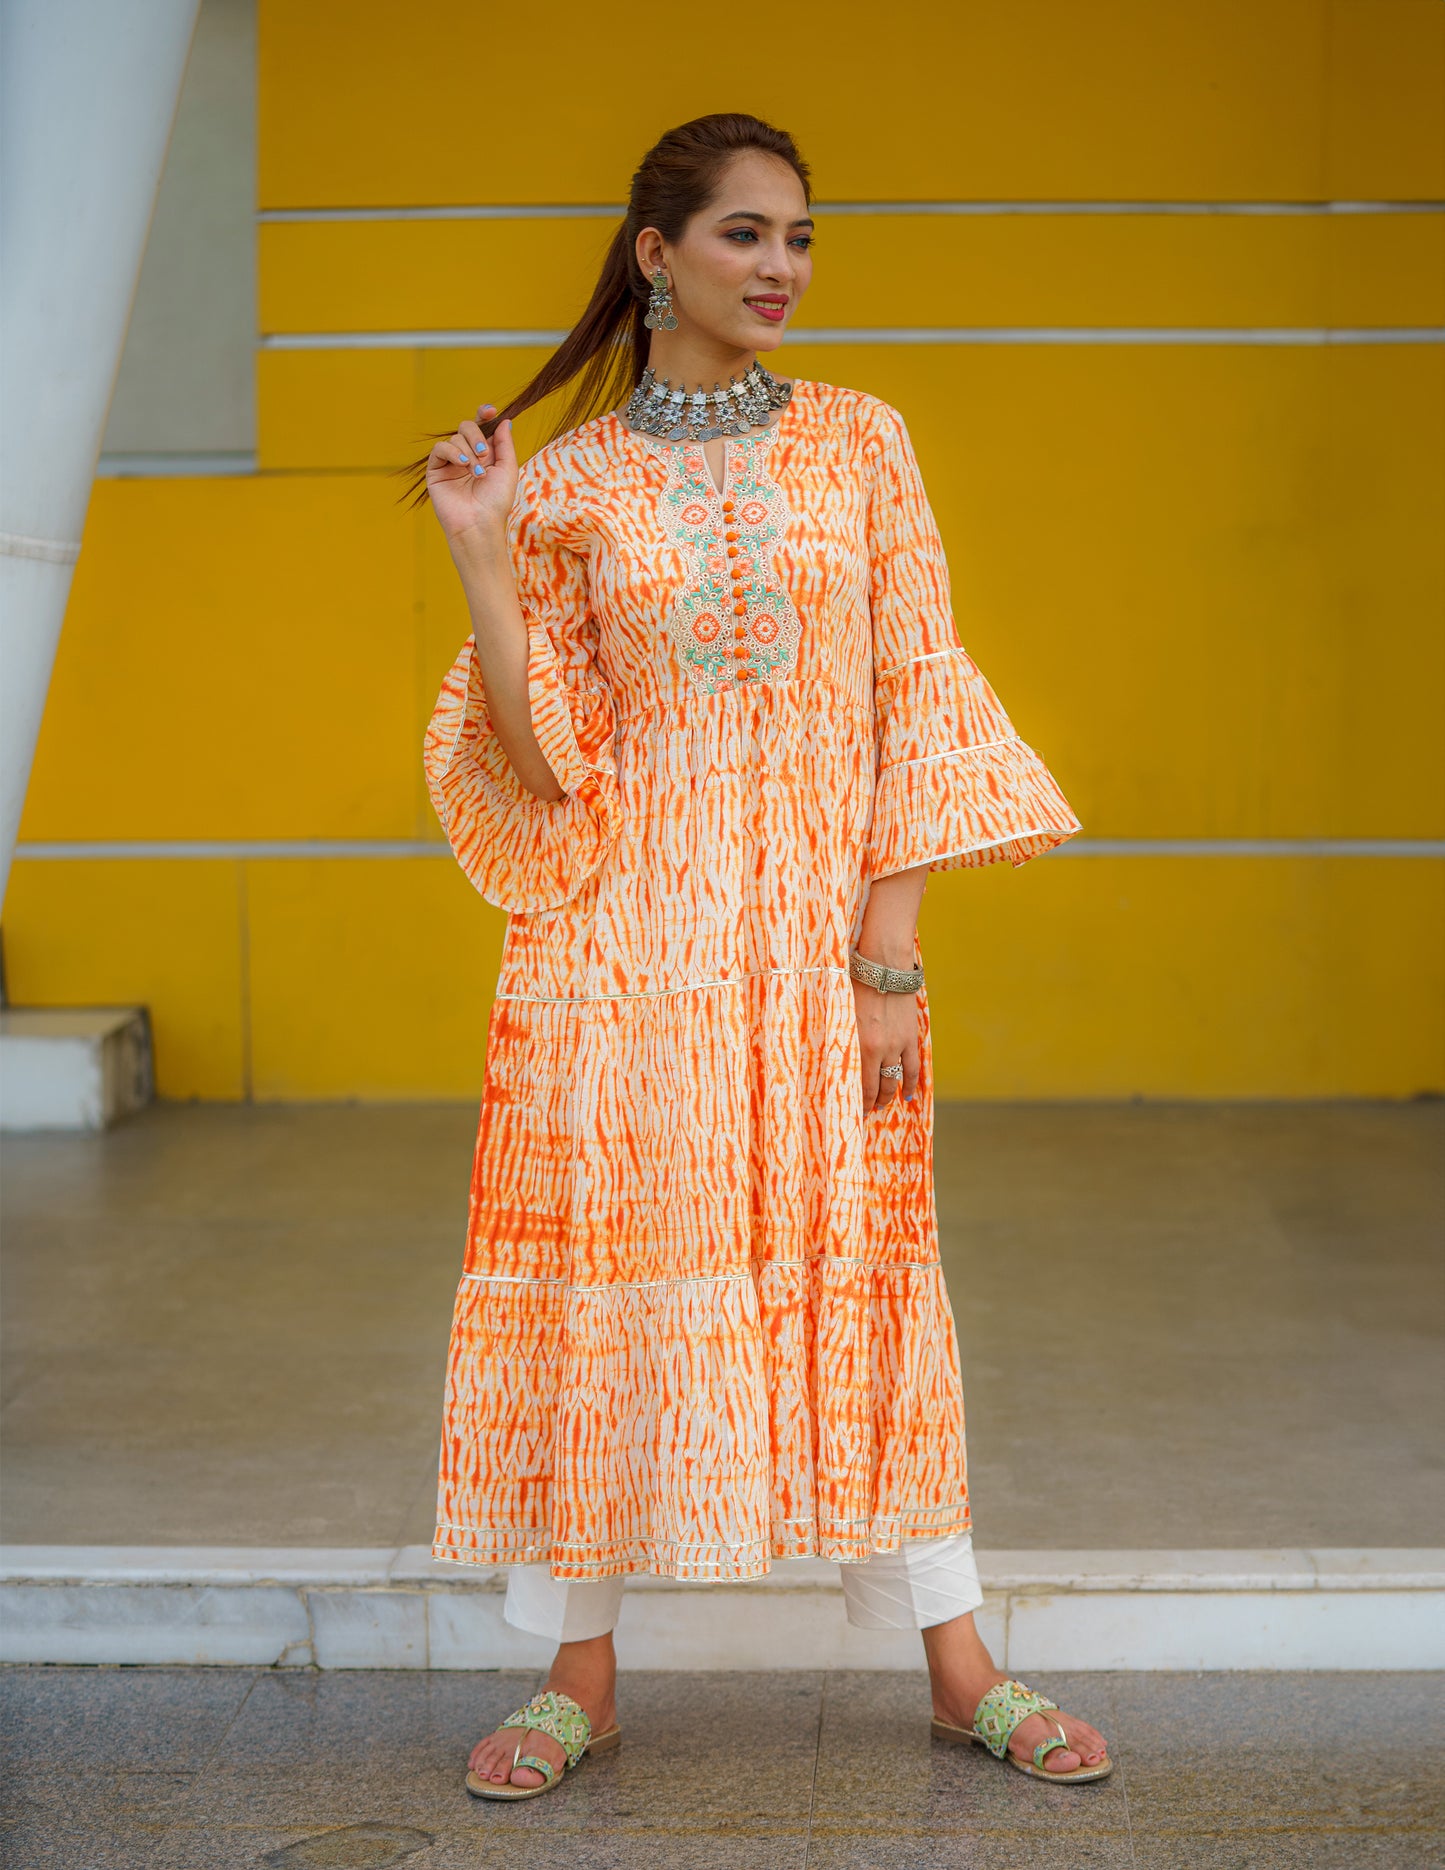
[425,378,1080,1582]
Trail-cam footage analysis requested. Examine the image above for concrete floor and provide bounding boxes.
[1,1100,1442,1551]
[2,1664,1441,1867]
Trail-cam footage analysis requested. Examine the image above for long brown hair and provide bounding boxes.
[393,113,811,510]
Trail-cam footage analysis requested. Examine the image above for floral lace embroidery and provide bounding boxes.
[656,435,802,696]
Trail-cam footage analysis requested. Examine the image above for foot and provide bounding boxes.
[933,1670,1109,1776]
[468,1636,618,1790]
[920,1612,1108,1777]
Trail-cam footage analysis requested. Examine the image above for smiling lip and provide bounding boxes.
[747,297,788,323]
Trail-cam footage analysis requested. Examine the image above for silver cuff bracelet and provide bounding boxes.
[848,948,925,994]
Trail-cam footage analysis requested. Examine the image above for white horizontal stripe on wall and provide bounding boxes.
[14,840,1444,862]
[259,327,1445,349]
[96,452,259,478]
[257,200,1445,222]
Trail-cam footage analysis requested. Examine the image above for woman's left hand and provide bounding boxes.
[852,870,928,1112]
[853,978,921,1113]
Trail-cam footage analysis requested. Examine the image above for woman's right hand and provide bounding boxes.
[425,403,519,550]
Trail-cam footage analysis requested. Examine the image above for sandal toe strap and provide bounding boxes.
[511,1752,561,1786]
[498,1689,593,1770]
[970,1678,1061,1761]
[1033,1721,1071,1770]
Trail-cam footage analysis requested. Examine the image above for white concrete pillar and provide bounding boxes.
[0,0,202,909]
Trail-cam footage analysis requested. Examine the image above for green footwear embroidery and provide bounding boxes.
[971,1679,1061,1762]
[497,1688,593,1773]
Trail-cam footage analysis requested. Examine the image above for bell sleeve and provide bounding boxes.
[862,398,1082,879]
[423,464,622,914]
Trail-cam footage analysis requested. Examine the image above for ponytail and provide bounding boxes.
[393,112,811,511]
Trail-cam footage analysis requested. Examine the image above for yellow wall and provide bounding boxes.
[8,0,1444,1099]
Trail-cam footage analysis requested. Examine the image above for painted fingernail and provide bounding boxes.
[458,451,469,462]
[473,464,486,476]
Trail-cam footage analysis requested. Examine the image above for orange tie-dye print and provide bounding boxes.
[424,380,1081,1581]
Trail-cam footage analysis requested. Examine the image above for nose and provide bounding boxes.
[756,240,792,285]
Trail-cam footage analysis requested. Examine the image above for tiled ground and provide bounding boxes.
[2,1100,1442,1552]
[2,1666,1440,1868]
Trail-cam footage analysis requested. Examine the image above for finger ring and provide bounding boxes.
[879,1064,903,1078]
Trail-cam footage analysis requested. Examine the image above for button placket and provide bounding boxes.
[657,435,799,694]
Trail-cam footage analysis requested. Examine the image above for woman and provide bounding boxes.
[404,112,1109,1800]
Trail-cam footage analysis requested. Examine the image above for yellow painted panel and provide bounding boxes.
[8,854,1437,1100]
[256,347,421,471]
[1,860,245,1100]
[19,477,421,841]
[922,856,1445,1099]
[233,852,1444,1099]
[259,213,1445,336]
[260,0,1413,206]
[778,341,1445,840]
[405,339,1445,841]
[65,345,1439,850]
[258,345,563,476]
[1325,0,1445,198]
[245,857,503,1098]
[1323,213,1445,328]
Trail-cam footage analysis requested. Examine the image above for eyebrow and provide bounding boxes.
[715,209,816,230]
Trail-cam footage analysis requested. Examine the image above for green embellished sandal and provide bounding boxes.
[465,1687,622,1802]
[931,1678,1113,1783]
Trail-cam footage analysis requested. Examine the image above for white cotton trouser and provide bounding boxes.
[502,1531,983,1642]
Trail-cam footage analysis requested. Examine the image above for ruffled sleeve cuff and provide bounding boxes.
[423,621,622,913]
[866,646,1082,879]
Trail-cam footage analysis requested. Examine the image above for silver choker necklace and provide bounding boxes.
[623,360,792,442]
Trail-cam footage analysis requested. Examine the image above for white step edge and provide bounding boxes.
[0,1006,153,1131]
[1,1547,1440,1671]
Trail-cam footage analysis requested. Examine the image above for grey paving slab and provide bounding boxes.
[260,1824,436,1867]
[1129,1837,1440,1868]
[219,1668,545,1770]
[6,1666,1444,1868]
[0,1806,326,1870]
[803,1837,1136,1868]
[1110,1670,1445,1837]
[415,1836,810,1870]
[810,1668,1129,1840]
[0,1662,257,1769]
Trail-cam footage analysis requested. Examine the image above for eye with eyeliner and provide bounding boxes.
[725,227,815,250]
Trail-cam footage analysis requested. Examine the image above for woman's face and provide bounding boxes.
[638,151,815,357]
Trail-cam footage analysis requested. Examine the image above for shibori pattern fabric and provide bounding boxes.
[425,379,1081,1582]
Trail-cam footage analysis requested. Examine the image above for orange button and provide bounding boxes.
[733,603,747,616]
[726,546,738,558]
[733,645,750,659]
[722,499,735,513]
[725,530,738,543]
[734,624,749,638]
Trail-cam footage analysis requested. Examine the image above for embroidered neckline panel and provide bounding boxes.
[650,433,802,697]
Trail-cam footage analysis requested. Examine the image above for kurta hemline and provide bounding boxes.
[431,1503,973,1582]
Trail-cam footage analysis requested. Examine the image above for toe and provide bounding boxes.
[507,1727,564,1788]
[469,1731,520,1783]
[1008,1712,1090,1775]
[1060,1713,1109,1765]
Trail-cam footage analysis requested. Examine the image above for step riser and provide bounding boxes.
[4,1549,1440,1671]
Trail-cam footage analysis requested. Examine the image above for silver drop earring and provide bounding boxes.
[644,268,678,332]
